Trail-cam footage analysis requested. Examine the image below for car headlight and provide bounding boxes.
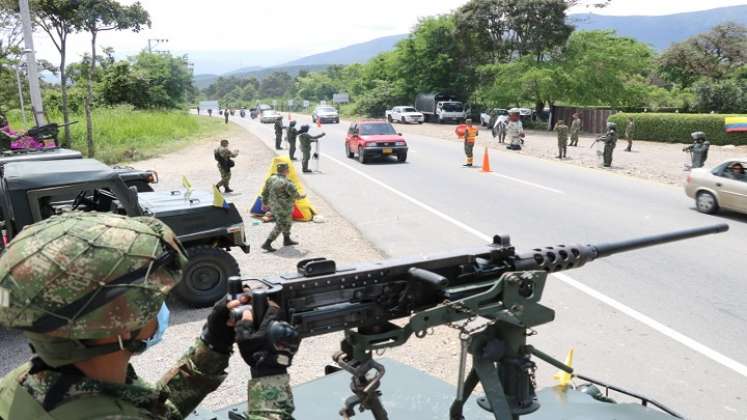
[395,141,406,146]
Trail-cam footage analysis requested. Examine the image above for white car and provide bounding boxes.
[312,106,340,124]
[480,108,508,127]
[260,109,282,123]
[386,106,424,124]
[685,158,747,214]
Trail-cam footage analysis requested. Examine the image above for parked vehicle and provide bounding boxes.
[260,109,283,123]
[345,120,408,164]
[685,158,747,215]
[386,106,424,124]
[0,159,250,307]
[480,108,508,127]
[312,106,340,124]
[415,93,467,124]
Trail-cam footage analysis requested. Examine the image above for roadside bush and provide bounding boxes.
[608,112,747,145]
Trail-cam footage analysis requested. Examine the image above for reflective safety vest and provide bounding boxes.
[464,126,479,143]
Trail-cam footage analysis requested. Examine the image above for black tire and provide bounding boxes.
[387,115,393,123]
[358,147,368,164]
[335,118,340,124]
[695,191,719,214]
[173,245,239,308]
[346,143,354,158]
[397,151,408,163]
[418,121,423,125]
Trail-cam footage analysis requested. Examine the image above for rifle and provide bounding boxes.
[230,224,728,420]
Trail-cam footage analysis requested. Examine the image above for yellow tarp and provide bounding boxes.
[255,155,315,221]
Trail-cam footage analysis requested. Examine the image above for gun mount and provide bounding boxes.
[229,224,728,420]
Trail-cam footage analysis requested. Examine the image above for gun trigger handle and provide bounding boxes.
[409,267,448,288]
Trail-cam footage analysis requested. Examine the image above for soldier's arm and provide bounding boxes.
[262,179,271,204]
[286,182,301,200]
[157,338,231,418]
[245,374,295,420]
[312,133,325,141]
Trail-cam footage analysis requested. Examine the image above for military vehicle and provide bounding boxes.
[0,147,158,192]
[0,159,249,307]
[190,224,728,419]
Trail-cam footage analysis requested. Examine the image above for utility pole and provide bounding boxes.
[14,63,27,127]
[18,0,46,126]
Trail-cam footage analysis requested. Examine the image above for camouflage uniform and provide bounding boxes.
[225,110,229,124]
[597,125,618,167]
[215,145,238,192]
[287,122,299,161]
[246,374,295,419]
[274,119,284,150]
[683,132,710,168]
[262,171,301,243]
[506,120,524,149]
[570,116,581,147]
[299,131,324,173]
[625,120,635,152]
[555,122,569,158]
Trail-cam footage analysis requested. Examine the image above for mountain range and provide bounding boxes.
[194,5,747,89]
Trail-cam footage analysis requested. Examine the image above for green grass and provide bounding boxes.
[6,106,227,164]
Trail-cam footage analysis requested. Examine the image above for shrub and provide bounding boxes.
[608,112,747,145]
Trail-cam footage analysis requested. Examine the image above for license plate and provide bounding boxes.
[383,148,393,154]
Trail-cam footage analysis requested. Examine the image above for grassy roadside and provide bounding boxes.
[6,107,227,164]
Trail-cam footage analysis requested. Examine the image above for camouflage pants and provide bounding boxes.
[288,138,297,160]
[216,166,231,189]
[301,146,312,171]
[275,132,283,149]
[464,141,475,165]
[603,143,615,167]
[570,132,579,146]
[557,138,567,158]
[268,211,293,241]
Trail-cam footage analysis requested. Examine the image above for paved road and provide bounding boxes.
[228,114,746,419]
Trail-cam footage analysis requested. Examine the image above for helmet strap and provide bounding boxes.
[26,331,148,368]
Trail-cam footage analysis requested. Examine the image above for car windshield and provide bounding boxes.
[442,103,463,112]
[496,109,508,115]
[318,107,336,113]
[360,123,397,136]
[403,107,417,112]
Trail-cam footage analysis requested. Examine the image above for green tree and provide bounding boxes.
[693,79,746,113]
[258,71,293,98]
[78,0,150,157]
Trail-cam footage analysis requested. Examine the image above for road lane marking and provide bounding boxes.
[488,172,564,194]
[320,151,747,379]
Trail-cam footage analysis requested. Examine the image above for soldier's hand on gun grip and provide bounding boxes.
[235,304,301,378]
[200,295,247,354]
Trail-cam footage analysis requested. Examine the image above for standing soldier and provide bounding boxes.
[197,106,201,115]
[224,108,229,124]
[569,112,581,147]
[596,122,618,167]
[506,108,525,150]
[555,119,569,159]
[683,131,710,169]
[287,120,299,160]
[214,139,238,193]
[274,116,284,150]
[460,119,479,167]
[625,117,635,152]
[261,162,306,252]
[298,124,325,173]
[208,108,213,117]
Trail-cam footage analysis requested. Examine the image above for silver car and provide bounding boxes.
[312,106,340,124]
[260,109,282,123]
[685,158,747,214]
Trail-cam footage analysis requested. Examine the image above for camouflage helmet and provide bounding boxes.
[607,122,617,130]
[691,131,706,141]
[0,212,187,340]
[289,120,297,127]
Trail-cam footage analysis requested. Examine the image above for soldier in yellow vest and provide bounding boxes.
[461,119,479,167]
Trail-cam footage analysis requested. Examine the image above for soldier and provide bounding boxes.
[506,108,525,150]
[683,131,710,169]
[261,162,306,252]
[625,118,635,152]
[555,119,569,159]
[274,117,284,150]
[461,119,479,167]
[298,124,325,173]
[569,112,581,147]
[208,108,213,117]
[224,109,230,124]
[0,212,301,420]
[215,139,238,193]
[596,122,618,167]
[287,120,299,161]
[197,106,201,115]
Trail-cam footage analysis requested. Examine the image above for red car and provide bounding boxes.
[345,120,408,164]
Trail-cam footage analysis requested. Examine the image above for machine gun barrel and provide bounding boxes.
[592,224,728,258]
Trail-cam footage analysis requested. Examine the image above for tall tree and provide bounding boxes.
[29,0,81,146]
[78,0,149,157]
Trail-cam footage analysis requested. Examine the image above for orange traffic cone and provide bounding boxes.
[481,146,491,172]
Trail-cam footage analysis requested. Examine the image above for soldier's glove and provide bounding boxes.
[200,296,236,355]
[313,153,319,159]
[235,305,300,378]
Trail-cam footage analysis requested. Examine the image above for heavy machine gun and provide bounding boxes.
[229,224,728,420]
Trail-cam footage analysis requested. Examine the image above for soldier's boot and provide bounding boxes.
[283,234,299,246]
[224,184,234,193]
[261,239,277,252]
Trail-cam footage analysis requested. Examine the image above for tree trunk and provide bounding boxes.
[59,37,71,148]
[534,101,544,121]
[84,31,96,158]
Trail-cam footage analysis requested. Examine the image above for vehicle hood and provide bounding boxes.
[360,134,405,142]
[317,111,338,116]
[138,190,230,215]
[401,112,423,116]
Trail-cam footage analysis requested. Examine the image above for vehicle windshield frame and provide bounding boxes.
[402,107,417,113]
[317,107,337,113]
[359,123,398,136]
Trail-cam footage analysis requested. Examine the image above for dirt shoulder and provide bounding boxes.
[393,122,747,186]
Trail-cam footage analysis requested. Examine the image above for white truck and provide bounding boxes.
[385,106,424,124]
[415,93,467,124]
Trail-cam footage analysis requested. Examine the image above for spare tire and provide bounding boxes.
[173,245,239,307]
